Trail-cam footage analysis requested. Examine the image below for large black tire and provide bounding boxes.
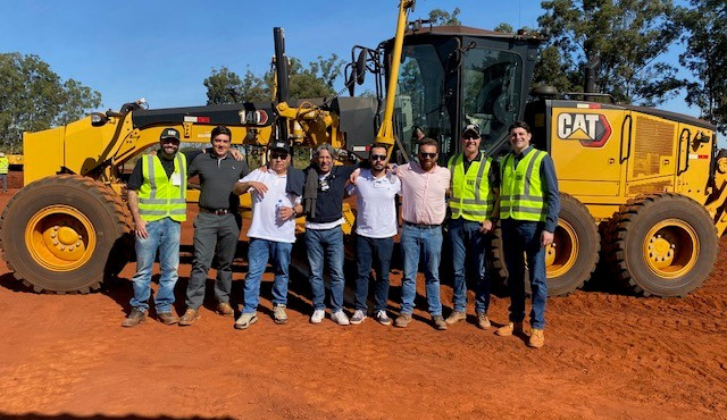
[487,193,599,296]
[485,222,508,282]
[606,193,717,297]
[0,175,133,293]
[546,194,600,295]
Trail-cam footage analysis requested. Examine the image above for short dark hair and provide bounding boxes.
[369,143,389,156]
[211,125,232,142]
[418,137,439,152]
[508,121,531,134]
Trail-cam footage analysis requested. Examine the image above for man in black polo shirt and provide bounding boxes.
[179,125,250,326]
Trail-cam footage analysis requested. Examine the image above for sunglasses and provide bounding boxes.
[419,152,437,159]
[463,135,480,140]
[270,152,288,160]
[370,154,387,161]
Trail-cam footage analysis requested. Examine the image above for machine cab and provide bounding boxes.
[383,26,542,163]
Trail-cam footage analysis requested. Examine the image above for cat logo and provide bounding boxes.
[557,113,612,147]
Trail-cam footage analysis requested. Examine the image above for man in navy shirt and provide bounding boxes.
[303,144,358,326]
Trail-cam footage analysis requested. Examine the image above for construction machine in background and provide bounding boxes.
[1,0,724,298]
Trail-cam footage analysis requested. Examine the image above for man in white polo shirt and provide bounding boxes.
[232,140,304,329]
[347,144,401,326]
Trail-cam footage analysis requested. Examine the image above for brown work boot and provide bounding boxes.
[217,302,235,317]
[178,308,201,326]
[157,312,179,326]
[476,312,491,330]
[528,329,545,348]
[495,321,524,337]
[122,308,146,328]
[445,310,466,325]
[394,313,412,328]
[432,315,448,330]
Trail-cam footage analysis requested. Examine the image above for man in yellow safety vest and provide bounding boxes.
[0,152,9,193]
[445,124,499,329]
[122,128,188,327]
[495,121,560,348]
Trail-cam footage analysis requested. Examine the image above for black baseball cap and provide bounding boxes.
[160,128,181,142]
[461,124,481,137]
[269,141,291,154]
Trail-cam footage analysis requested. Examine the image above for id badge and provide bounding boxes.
[171,172,182,186]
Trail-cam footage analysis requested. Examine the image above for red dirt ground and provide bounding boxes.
[0,186,726,420]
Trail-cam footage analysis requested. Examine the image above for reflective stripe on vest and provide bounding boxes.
[0,158,9,175]
[138,153,187,222]
[500,149,547,222]
[448,153,494,221]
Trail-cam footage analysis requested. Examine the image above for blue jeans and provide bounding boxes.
[400,223,443,316]
[130,217,181,313]
[449,218,490,314]
[305,226,345,312]
[242,238,293,314]
[354,235,394,312]
[0,174,6,192]
[502,219,548,329]
[186,212,242,309]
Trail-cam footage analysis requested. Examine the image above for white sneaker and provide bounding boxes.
[375,310,392,326]
[310,309,325,324]
[330,310,350,326]
[350,309,367,325]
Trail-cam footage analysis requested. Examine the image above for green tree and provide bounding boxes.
[494,23,514,33]
[0,53,101,151]
[428,8,461,26]
[204,66,245,104]
[536,0,683,106]
[204,54,344,104]
[679,0,727,134]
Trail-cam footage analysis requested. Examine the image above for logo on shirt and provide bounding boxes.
[557,113,612,148]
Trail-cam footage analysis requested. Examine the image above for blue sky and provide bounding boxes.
[0,0,695,116]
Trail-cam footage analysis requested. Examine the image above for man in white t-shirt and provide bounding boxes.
[232,141,304,329]
[347,144,401,326]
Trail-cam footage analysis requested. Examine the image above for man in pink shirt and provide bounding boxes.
[394,138,450,330]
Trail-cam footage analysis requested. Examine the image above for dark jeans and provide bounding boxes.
[185,212,242,309]
[354,235,394,313]
[305,226,345,312]
[449,218,490,314]
[0,174,7,192]
[501,219,548,329]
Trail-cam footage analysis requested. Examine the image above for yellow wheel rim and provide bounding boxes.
[25,205,96,272]
[643,219,698,279]
[546,219,578,278]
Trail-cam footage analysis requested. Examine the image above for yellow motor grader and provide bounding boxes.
[2,0,725,298]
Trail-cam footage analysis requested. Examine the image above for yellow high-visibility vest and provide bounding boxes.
[500,149,547,222]
[448,153,494,221]
[138,153,187,222]
[0,157,9,175]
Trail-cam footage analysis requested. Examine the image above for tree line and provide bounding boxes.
[1,0,725,152]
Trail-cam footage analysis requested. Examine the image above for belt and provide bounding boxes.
[199,207,232,215]
[403,221,441,229]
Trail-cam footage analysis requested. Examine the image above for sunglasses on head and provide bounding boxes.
[419,152,437,159]
[370,154,387,161]
[270,152,288,160]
